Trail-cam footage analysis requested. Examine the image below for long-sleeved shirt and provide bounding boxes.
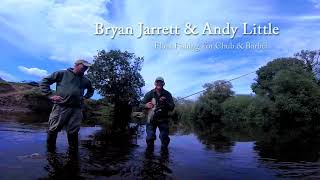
[140,88,175,119]
[40,68,94,107]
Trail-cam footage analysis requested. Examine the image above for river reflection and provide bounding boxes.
[254,134,320,179]
[195,127,235,153]
[139,146,172,179]
[1,119,320,179]
[44,150,81,179]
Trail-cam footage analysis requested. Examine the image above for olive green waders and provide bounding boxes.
[47,104,83,151]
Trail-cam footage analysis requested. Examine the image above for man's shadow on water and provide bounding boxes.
[40,148,82,180]
[39,131,129,179]
[139,147,173,180]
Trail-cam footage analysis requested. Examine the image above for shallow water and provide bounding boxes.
[0,120,320,180]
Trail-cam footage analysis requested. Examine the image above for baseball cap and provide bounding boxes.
[155,77,164,82]
[75,59,92,67]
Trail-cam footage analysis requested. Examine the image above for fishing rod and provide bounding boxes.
[177,70,257,101]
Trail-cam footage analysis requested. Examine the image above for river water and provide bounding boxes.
[0,119,320,180]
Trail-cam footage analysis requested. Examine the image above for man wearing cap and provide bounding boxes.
[40,59,94,151]
[141,77,175,150]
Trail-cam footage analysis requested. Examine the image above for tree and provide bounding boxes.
[252,58,306,99]
[222,95,254,129]
[171,98,195,129]
[294,49,320,78]
[192,80,234,130]
[252,57,320,136]
[221,95,276,131]
[87,50,145,132]
[202,80,234,103]
[270,68,320,130]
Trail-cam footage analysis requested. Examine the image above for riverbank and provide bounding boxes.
[0,81,51,115]
[0,81,110,125]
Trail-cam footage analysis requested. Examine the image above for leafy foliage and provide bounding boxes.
[87,50,144,104]
[87,50,145,131]
[175,54,320,141]
[294,49,320,78]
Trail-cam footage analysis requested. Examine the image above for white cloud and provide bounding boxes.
[311,0,320,8]
[0,70,18,81]
[1,0,319,96]
[0,0,111,64]
[18,66,49,77]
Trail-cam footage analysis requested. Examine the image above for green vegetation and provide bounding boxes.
[87,50,145,132]
[173,50,320,142]
[82,98,114,127]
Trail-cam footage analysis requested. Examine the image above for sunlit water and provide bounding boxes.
[1,120,320,180]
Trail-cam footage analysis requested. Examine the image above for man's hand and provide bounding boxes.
[145,102,154,109]
[49,95,63,102]
[159,96,166,102]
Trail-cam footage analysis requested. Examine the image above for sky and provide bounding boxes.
[0,0,319,99]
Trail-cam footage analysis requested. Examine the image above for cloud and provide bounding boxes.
[311,0,320,8]
[0,70,18,81]
[1,0,319,97]
[18,66,49,77]
[0,0,276,95]
[0,0,112,64]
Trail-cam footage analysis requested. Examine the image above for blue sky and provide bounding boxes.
[0,0,319,99]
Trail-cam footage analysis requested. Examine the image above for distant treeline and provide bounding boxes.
[172,50,320,142]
